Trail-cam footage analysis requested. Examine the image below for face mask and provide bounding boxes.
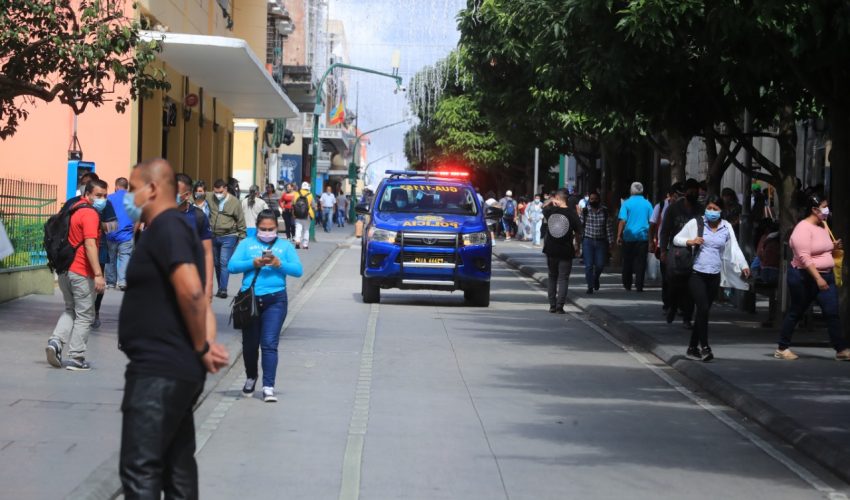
[215,192,226,201]
[589,200,600,208]
[819,207,830,220]
[176,194,185,205]
[92,198,107,212]
[194,192,205,200]
[705,209,721,222]
[123,188,148,222]
[534,199,540,204]
[257,230,277,243]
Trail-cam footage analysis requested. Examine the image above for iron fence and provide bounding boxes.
[0,178,58,270]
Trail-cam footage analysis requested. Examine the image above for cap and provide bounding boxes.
[506,190,513,197]
[301,181,311,190]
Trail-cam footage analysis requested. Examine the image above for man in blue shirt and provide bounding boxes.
[617,181,654,292]
[177,173,215,301]
[106,178,135,290]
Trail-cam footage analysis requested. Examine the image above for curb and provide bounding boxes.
[496,251,850,485]
[67,237,354,500]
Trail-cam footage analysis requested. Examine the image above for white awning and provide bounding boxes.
[140,31,299,119]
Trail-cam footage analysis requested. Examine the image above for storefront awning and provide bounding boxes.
[140,31,299,119]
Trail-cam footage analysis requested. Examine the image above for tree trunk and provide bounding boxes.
[773,105,799,326]
[828,106,850,336]
[665,129,690,184]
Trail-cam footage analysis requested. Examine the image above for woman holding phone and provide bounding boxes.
[227,210,303,402]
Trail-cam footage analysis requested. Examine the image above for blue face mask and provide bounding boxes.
[123,187,149,222]
[705,209,721,222]
[92,198,107,212]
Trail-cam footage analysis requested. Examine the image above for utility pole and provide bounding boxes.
[533,148,539,196]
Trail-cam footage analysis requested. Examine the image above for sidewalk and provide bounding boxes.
[494,240,850,484]
[0,228,353,500]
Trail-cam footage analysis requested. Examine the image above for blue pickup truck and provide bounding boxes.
[355,171,492,306]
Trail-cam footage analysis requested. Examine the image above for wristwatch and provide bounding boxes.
[196,340,210,358]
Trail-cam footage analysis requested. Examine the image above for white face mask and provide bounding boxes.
[819,207,830,220]
[215,192,226,201]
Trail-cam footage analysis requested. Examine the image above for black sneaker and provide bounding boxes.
[216,290,228,299]
[64,357,91,371]
[586,288,594,295]
[666,308,676,324]
[91,315,101,329]
[549,306,557,313]
[46,339,62,368]
[242,378,256,395]
[594,278,600,291]
[686,346,701,360]
[701,347,714,363]
[555,307,566,314]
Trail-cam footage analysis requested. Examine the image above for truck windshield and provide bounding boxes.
[379,184,478,215]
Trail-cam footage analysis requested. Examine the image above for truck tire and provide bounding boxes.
[362,277,380,304]
[464,282,490,307]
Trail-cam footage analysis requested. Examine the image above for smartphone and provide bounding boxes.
[262,249,273,258]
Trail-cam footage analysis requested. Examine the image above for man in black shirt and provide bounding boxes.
[118,159,228,498]
[543,189,583,313]
[660,178,703,328]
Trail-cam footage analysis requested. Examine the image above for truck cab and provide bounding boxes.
[356,171,492,306]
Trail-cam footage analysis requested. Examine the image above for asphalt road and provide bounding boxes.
[193,245,849,500]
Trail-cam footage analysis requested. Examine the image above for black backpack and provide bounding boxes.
[43,203,96,273]
[668,217,705,278]
[293,193,310,219]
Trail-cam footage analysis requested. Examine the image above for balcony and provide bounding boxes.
[280,65,316,112]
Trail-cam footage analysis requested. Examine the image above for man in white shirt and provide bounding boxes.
[319,185,336,233]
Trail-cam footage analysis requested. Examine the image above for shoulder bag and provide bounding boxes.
[668,218,704,278]
[824,222,844,287]
[229,241,275,328]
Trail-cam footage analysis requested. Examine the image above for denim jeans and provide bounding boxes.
[582,238,608,290]
[120,374,203,500]
[212,235,238,293]
[322,207,334,232]
[547,257,572,307]
[242,291,288,388]
[106,239,134,287]
[621,240,648,290]
[51,271,95,359]
[778,268,847,351]
[336,208,346,227]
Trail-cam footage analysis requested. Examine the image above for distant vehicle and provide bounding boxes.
[355,170,493,306]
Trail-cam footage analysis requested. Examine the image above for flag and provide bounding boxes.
[329,100,345,126]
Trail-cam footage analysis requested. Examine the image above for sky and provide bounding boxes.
[327,0,466,178]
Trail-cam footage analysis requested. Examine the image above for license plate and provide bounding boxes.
[413,257,446,264]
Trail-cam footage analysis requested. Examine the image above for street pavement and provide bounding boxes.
[495,239,850,486]
[0,227,353,500]
[189,243,847,499]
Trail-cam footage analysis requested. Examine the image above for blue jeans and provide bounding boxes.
[106,239,134,287]
[336,208,346,227]
[242,291,288,388]
[582,238,607,290]
[322,207,334,232]
[778,268,847,351]
[212,235,238,293]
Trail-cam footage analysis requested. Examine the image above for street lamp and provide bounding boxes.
[348,119,408,222]
[309,62,403,240]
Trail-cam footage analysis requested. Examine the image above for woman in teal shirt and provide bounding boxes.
[227,210,303,402]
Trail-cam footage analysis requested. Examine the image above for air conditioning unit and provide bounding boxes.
[276,20,294,35]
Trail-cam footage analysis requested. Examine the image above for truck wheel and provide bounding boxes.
[362,277,380,303]
[464,282,490,307]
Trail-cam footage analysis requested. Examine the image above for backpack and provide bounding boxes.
[44,203,96,273]
[293,192,310,219]
[668,217,705,278]
[504,199,516,217]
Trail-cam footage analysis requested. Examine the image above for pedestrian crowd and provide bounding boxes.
[490,177,845,364]
[40,159,329,497]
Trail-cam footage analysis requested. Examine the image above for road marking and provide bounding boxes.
[339,303,380,500]
[504,260,848,500]
[194,246,349,456]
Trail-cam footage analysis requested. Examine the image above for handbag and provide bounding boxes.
[825,222,844,287]
[229,241,275,328]
[668,217,704,278]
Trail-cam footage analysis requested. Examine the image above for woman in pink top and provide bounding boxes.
[776,194,848,361]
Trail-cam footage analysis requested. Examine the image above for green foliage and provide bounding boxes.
[0,0,169,138]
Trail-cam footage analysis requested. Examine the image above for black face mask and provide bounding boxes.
[194,192,205,200]
[589,200,600,208]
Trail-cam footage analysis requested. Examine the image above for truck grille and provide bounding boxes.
[399,232,458,248]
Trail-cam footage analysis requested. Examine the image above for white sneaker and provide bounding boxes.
[262,386,277,403]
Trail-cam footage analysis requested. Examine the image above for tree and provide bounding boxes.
[0,0,168,139]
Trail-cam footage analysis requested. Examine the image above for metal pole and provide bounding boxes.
[533,148,539,196]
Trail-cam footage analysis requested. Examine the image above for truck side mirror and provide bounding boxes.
[355,202,370,215]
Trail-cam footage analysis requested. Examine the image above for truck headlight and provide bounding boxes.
[462,231,489,246]
[367,227,398,243]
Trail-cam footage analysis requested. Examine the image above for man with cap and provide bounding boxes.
[499,190,517,241]
[617,181,653,292]
[292,182,315,249]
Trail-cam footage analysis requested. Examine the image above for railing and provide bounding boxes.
[0,178,58,271]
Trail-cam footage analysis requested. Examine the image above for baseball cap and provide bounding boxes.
[301,181,310,190]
